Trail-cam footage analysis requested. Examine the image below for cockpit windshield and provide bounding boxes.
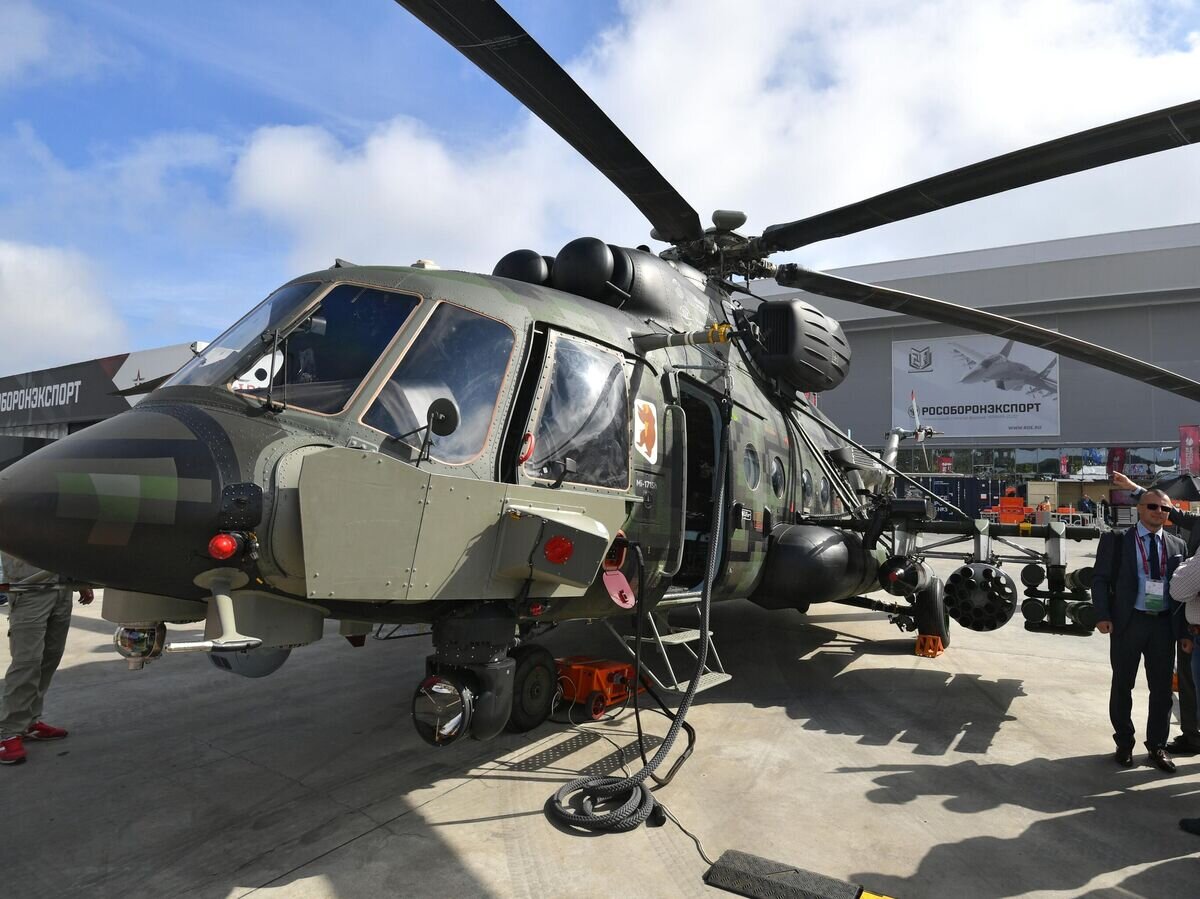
[167,281,320,390]
[364,304,516,463]
[168,282,420,415]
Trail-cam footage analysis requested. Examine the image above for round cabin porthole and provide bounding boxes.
[744,444,761,489]
[771,456,785,497]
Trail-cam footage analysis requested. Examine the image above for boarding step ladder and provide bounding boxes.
[602,588,732,695]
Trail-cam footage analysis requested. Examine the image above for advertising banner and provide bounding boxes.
[0,343,198,430]
[892,335,1060,437]
[1182,425,1200,475]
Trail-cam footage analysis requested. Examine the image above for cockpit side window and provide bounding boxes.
[524,335,629,489]
[234,284,419,414]
[363,304,516,464]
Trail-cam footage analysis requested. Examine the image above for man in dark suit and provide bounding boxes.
[1112,470,1200,756]
[1169,555,1200,835]
[1092,488,1189,772]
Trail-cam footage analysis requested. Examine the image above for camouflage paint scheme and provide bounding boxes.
[0,257,864,650]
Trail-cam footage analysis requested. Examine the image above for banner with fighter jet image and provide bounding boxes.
[891,335,1060,437]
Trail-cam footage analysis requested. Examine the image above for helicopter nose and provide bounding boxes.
[0,405,234,595]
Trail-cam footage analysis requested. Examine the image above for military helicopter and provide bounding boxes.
[1,0,1199,750]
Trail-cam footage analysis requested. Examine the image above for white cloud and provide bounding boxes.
[0,124,233,231]
[0,1,53,86]
[231,0,1200,275]
[0,241,127,376]
[232,117,571,274]
[0,0,116,89]
[0,125,259,340]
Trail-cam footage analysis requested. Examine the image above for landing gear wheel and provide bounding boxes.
[913,575,950,648]
[506,644,556,733]
[586,691,607,721]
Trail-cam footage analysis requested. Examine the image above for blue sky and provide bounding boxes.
[2,0,1199,375]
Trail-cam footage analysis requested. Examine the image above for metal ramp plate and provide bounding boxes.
[704,850,866,899]
[673,671,732,693]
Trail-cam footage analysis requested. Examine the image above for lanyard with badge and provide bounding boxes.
[1136,530,1169,612]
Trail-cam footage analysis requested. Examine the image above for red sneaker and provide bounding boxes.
[24,721,68,741]
[0,736,26,765]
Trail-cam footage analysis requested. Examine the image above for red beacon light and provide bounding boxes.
[207,533,242,561]
[543,535,574,565]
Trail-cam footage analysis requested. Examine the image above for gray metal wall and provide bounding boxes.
[769,224,1200,450]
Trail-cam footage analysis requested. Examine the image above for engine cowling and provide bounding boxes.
[493,238,711,323]
[749,299,850,393]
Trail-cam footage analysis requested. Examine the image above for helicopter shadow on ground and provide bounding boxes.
[1076,856,1199,898]
[844,754,1200,898]
[1,621,661,899]
[630,598,1027,757]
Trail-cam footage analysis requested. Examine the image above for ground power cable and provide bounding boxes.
[630,543,696,787]
[546,424,729,833]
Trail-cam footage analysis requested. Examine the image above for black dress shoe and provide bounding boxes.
[1148,748,1177,773]
[1181,818,1200,836]
[1165,737,1200,756]
[1115,748,1133,767]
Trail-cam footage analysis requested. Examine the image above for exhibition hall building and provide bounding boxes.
[763,221,1200,492]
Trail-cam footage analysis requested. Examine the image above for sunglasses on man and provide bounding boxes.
[1142,503,1172,512]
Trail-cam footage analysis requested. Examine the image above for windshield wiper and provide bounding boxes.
[261,328,286,413]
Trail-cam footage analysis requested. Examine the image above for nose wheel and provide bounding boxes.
[506,644,557,732]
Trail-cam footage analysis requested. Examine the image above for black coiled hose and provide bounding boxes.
[547,427,729,832]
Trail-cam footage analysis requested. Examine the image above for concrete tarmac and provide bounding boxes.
[2,539,1198,898]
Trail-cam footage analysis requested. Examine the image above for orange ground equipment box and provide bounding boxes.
[998,496,1027,524]
[555,656,644,720]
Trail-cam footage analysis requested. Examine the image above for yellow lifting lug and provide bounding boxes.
[632,322,739,354]
[706,322,735,344]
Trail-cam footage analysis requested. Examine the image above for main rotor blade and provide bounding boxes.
[776,264,1200,402]
[394,0,703,243]
[758,99,1200,255]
